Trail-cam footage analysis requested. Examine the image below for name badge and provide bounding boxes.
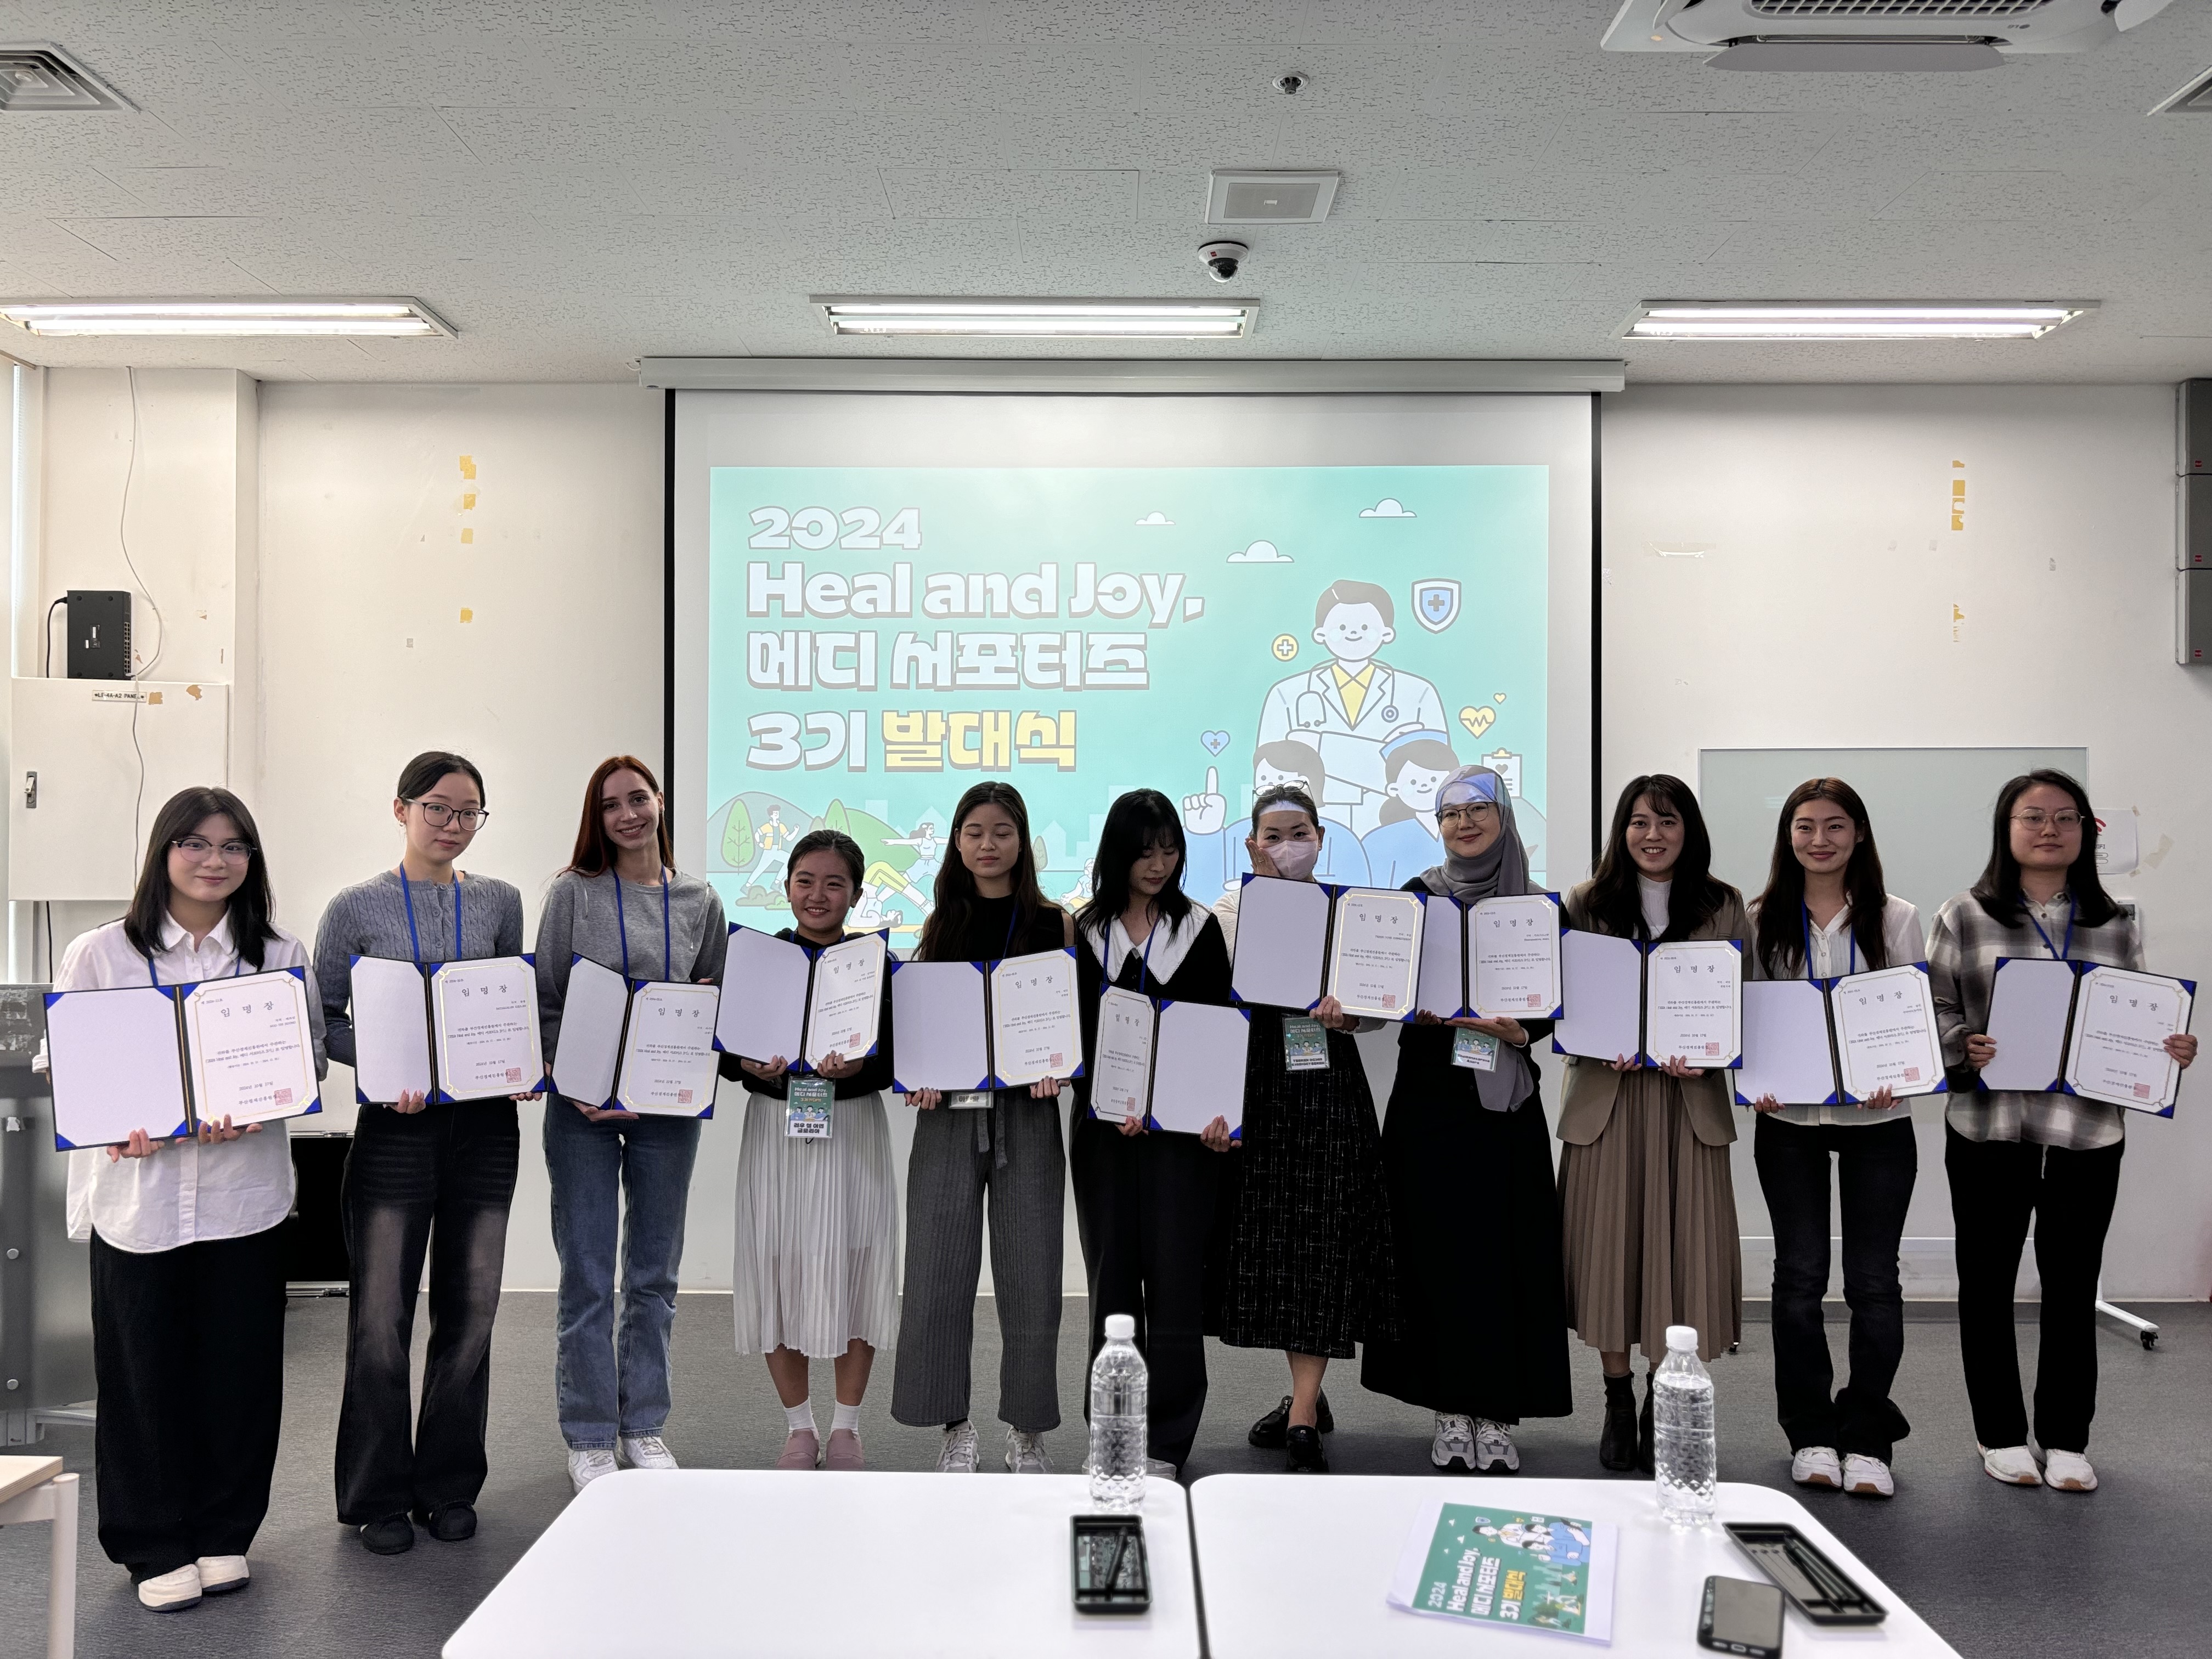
[786,1077,833,1139]
[1283,1016,1331,1072]
[1453,1028,1500,1072]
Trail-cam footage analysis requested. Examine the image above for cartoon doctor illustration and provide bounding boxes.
[1257,579,1447,835]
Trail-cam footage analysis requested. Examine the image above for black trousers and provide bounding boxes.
[1752,1114,1916,1460]
[334,1099,519,1525]
[89,1225,286,1580]
[1945,1126,2123,1454]
[1069,1114,1218,1469]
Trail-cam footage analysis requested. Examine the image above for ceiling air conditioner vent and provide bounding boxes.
[1603,0,2174,66]
[0,43,133,111]
[1746,1,2047,15]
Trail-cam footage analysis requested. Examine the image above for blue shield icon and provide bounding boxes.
[1413,579,1460,634]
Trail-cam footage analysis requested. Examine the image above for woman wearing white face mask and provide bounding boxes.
[1211,785,1397,1474]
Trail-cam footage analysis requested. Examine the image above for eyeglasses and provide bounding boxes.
[409,800,489,830]
[172,837,255,862]
[1437,803,1498,827]
[2011,811,2083,831]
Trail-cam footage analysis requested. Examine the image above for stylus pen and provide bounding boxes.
[1102,1529,1128,1595]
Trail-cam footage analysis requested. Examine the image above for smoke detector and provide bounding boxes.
[1602,1,2176,71]
[0,44,132,111]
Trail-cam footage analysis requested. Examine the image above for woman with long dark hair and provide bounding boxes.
[1071,789,1235,1475]
[535,755,727,1491]
[319,751,531,1555]
[890,782,1075,1473]
[1745,778,1924,1499]
[1929,769,2194,1494]
[53,787,324,1611]
[1558,774,1750,1472]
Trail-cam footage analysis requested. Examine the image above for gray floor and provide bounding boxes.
[2,1294,2204,1658]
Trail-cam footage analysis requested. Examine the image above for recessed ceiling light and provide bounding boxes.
[812,297,1256,340]
[0,298,455,337]
[1624,301,2095,341]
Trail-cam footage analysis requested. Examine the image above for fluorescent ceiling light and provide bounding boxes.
[1626,301,2093,342]
[814,297,1256,340]
[0,298,455,337]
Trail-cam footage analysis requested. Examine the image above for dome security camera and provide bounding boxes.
[1199,240,1249,283]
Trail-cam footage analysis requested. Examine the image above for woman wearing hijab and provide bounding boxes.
[1362,766,1572,1475]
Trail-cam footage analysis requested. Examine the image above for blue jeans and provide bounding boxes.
[543,1102,702,1449]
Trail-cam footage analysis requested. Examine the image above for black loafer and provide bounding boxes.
[1248,1391,1336,1448]
[359,1515,415,1555]
[1285,1424,1329,1473]
[1598,1375,1639,1472]
[419,1503,477,1543]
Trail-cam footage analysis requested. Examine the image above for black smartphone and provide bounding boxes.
[1071,1515,1150,1615]
[1700,1575,1785,1657]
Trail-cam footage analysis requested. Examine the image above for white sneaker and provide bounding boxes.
[1006,1427,1052,1473]
[2044,1449,2098,1492]
[1473,1419,1521,1473]
[1978,1443,2043,1486]
[1791,1446,1843,1489]
[568,1447,618,1493]
[936,1420,981,1472]
[137,1562,202,1612]
[1431,1413,1476,1471]
[1842,1453,1895,1498]
[618,1433,679,1471]
[195,1555,250,1594]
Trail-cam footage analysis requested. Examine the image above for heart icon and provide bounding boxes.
[1201,730,1231,756]
[1493,692,1508,704]
[1459,706,1496,738]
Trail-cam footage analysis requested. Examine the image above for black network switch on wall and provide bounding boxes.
[66,589,131,680]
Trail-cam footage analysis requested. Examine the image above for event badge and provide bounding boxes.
[786,1077,833,1139]
[1283,1017,1331,1072]
[1453,1028,1500,1073]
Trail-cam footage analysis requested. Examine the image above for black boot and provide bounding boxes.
[1637,1374,1656,1474]
[1598,1374,1638,1471]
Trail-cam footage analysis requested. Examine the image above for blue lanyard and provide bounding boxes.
[400,870,462,967]
[1801,905,1856,982]
[2027,896,2075,963]
[614,870,673,980]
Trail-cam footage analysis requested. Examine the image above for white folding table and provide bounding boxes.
[0,1454,77,1659]
[442,1470,1198,1658]
[1190,1475,1960,1657]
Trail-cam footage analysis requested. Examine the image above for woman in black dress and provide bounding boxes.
[1363,765,1571,1473]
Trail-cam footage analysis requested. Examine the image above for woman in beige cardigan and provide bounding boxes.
[1559,774,1749,1472]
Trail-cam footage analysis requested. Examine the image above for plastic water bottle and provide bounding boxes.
[1087,1313,1149,1513]
[1652,1324,1717,1528]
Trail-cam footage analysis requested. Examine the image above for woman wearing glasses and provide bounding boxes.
[315,752,531,1555]
[1929,770,2195,1494]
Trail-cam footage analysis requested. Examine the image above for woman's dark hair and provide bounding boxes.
[785,828,864,888]
[125,787,279,970]
[1753,778,1892,975]
[1585,773,1735,941]
[1077,789,1193,941]
[1971,769,2116,929]
[917,782,1052,961]
[396,749,486,805]
[565,755,673,877]
[1249,783,1321,832]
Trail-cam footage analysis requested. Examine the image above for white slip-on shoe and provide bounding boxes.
[1473,1419,1521,1473]
[2044,1449,2098,1492]
[195,1555,250,1594]
[137,1563,202,1612]
[618,1433,679,1471]
[1978,1443,2044,1486]
[1791,1446,1843,1489]
[1842,1453,1895,1498]
[1144,1457,1178,1479]
[567,1447,618,1494]
[1431,1413,1476,1472]
[1005,1427,1052,1474]
[936,1420,981,1472]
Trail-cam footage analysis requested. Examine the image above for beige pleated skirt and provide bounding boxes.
[1558,1069,1741,1364]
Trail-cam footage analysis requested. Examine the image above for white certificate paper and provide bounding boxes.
[183,969,319,1127]
[1414,894,1466,1018]
[889,961,990,1092]
[714,926,810,1064]
[1325,887,1423,1020]
[1980,956,2076,1093]
[1645,940,1742,1068]
[617,980,722,1116]
[1737,979,1838,1107]
[550,956,630,1107]
[2065,966,2192,1113]
[1090,986,1156,1124]
[804,933,885,1070]
[1831,966,1944,1101]
[1228,876,1330,1012]
[1554,930,1644,1063]
[990,950,1082,1086]
[431,957,542,1101]
[1150,1000,1249,1136]
[46,985,191,1149]
[1470,894,1562,1018]
[350,955,433,1104]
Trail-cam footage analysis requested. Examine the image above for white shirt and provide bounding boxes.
[53,912,328,1252]
[1748,894,1926,1129]
[1638,875,1672,938]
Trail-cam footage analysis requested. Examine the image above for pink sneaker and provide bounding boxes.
[776,1429,820,1470]
[825,1428,865,1470]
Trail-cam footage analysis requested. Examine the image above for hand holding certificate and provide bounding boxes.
[1324,889,1423,1021]
[1086,990,1249,1136]
[551,957,722,1116]
[351,953,542,1104]
[1979,957,2197,1114]
[1229,876,1427,1020]
[710,926,885,1073]
[1553,933,1743,1069]
[888,950,1085,1093]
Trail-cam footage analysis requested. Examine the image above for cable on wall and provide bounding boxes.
[115,366,168,855]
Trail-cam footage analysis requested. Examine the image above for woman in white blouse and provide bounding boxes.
[48,787,326,1613]
[1745,780,1922,1500]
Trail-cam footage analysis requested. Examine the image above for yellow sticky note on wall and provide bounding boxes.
[459,455,477,479]
[146,691,162,706]
[459,607,475,623]
[461,528,475,544]
[461,492,477,510]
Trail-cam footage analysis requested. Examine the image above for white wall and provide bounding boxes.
[1602,383,2212,1300]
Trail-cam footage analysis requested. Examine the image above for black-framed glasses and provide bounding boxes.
[408,800,489,830]
[172,836,256,862]
[1437,802,1499,827]
[2011,810,2083,831]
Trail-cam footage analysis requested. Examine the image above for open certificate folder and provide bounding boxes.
[350,955,541,1104]
[1553,933,1743,1068]
[1386,1500,1617,1642]
[1736,966,1948,1108]
[1983,957,2195,1114]
[1229,874,1423,1020]
[1415,892,1564,1019]
[550,958,721,1116]
[47,968,320,1150]
[712,927,886,1072]
[888,950,1085,1091]
[1088,986,1250,1136]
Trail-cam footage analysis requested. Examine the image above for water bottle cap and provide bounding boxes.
[1665,1324,1699,1352]
[1104,1313,1136,1340]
